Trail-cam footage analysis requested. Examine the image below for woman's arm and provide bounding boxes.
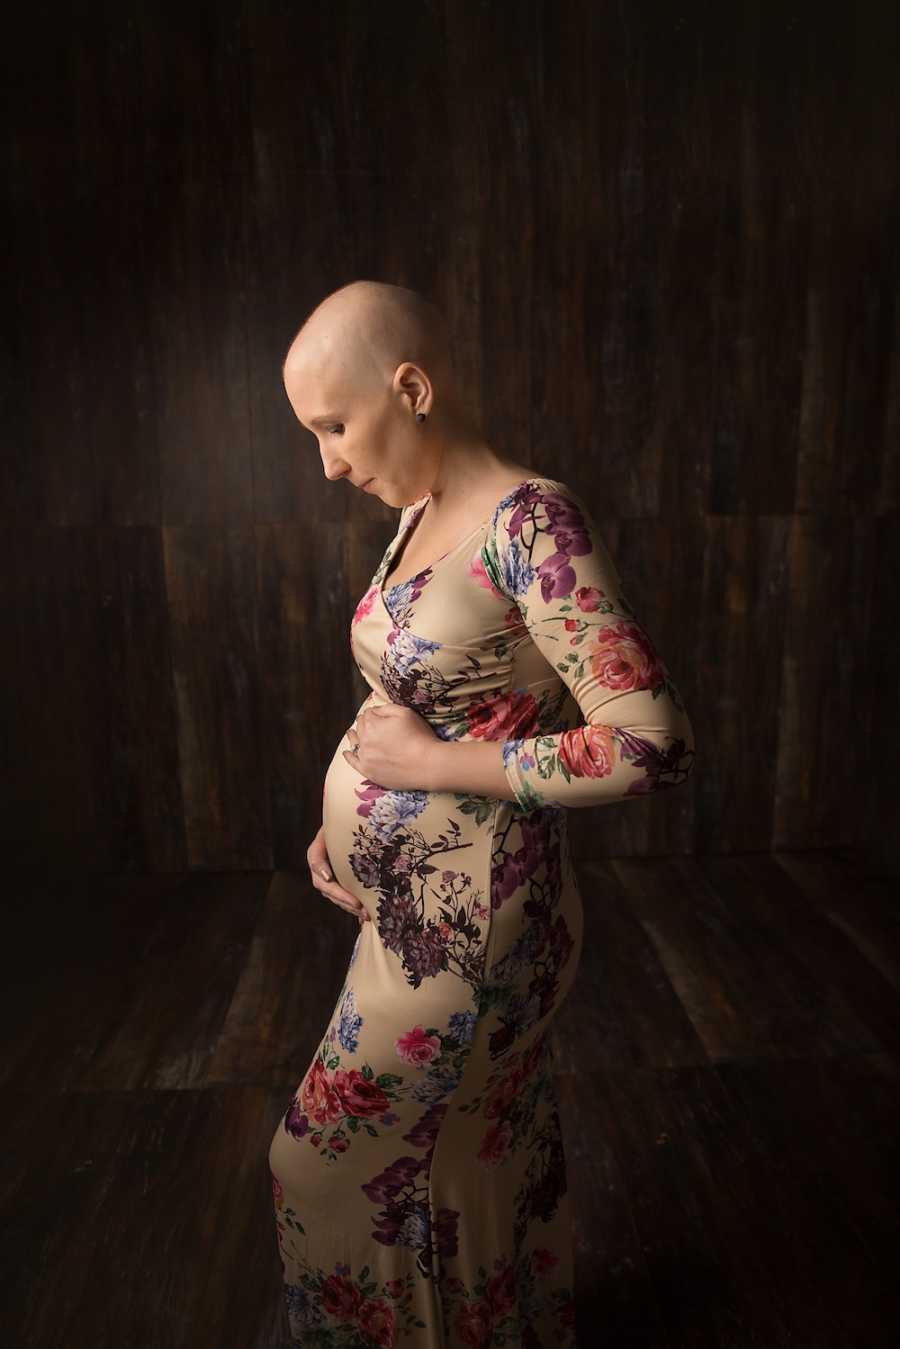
[425,478,695,810]
[425,737,516,799]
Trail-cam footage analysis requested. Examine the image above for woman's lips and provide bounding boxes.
[362,478,376,491]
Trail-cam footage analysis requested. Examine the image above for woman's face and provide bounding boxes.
[283,361,433,508]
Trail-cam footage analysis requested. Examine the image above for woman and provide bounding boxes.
[268,280,695,1348]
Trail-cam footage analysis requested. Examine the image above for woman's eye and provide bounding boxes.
[327,424,344,436]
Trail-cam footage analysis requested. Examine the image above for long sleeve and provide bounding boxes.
[483,478,696,811]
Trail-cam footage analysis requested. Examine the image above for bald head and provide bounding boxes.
[283,280,456,401]
[281,281,486,506]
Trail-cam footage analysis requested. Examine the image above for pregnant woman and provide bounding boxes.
[268,280,696,1348]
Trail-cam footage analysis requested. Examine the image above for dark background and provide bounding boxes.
[2,5,898,1348]
[3,0,897,874]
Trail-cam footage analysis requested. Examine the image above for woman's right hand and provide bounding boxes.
[307,823,370,926]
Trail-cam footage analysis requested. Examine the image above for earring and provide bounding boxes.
[416,411,426,422]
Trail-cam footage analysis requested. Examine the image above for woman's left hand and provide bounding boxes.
[342,703,442,790]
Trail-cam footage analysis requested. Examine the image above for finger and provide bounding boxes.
[314,873,369,919]
[328,883,363,908]
[310,861,350,899]
[324,889,364,917]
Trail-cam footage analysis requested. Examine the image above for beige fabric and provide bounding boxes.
[268,476,694,1346]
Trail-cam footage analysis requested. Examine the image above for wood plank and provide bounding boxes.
[557,1070,673,1348]
[775,848,900,991]
[773,514,875,850]
[552,859,706,1073]
[164,524,271,867]
[715,1053,899,1345]
[598,1064,795,1347]
[613,854,880,1061]
[697,852,899,1054]
[0,1082,288,1349]
[0,872,268,1092]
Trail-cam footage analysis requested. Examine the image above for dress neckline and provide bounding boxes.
[378,475,556,624]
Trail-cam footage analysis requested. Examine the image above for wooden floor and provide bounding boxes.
[1,846,896,1348]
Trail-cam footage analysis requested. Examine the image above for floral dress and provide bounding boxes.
[268,475,695,1348]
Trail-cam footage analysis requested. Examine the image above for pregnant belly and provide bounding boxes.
[321,727,371,905]
[321,699,495,918]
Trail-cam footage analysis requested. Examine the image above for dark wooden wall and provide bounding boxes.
[2,0,897,871]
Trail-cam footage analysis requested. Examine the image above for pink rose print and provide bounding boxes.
[575,584,604,611]
[395,1025,442,1067]
[532,1247,560,1275]
[456,1299,493,1347]
[333,1067,391,1119]
[589,619,666,692]
[321,1272,363,1320]
[486,1260,517,1315]
[467,688,539,741]
[353,585,379,624]
[467,551,506,598]
[358,1295,397,1347]
[300,1057,345,1126]
[557,724,616,781]
[466,544,525,628]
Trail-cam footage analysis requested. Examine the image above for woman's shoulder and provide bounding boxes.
[486,472,582,529]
